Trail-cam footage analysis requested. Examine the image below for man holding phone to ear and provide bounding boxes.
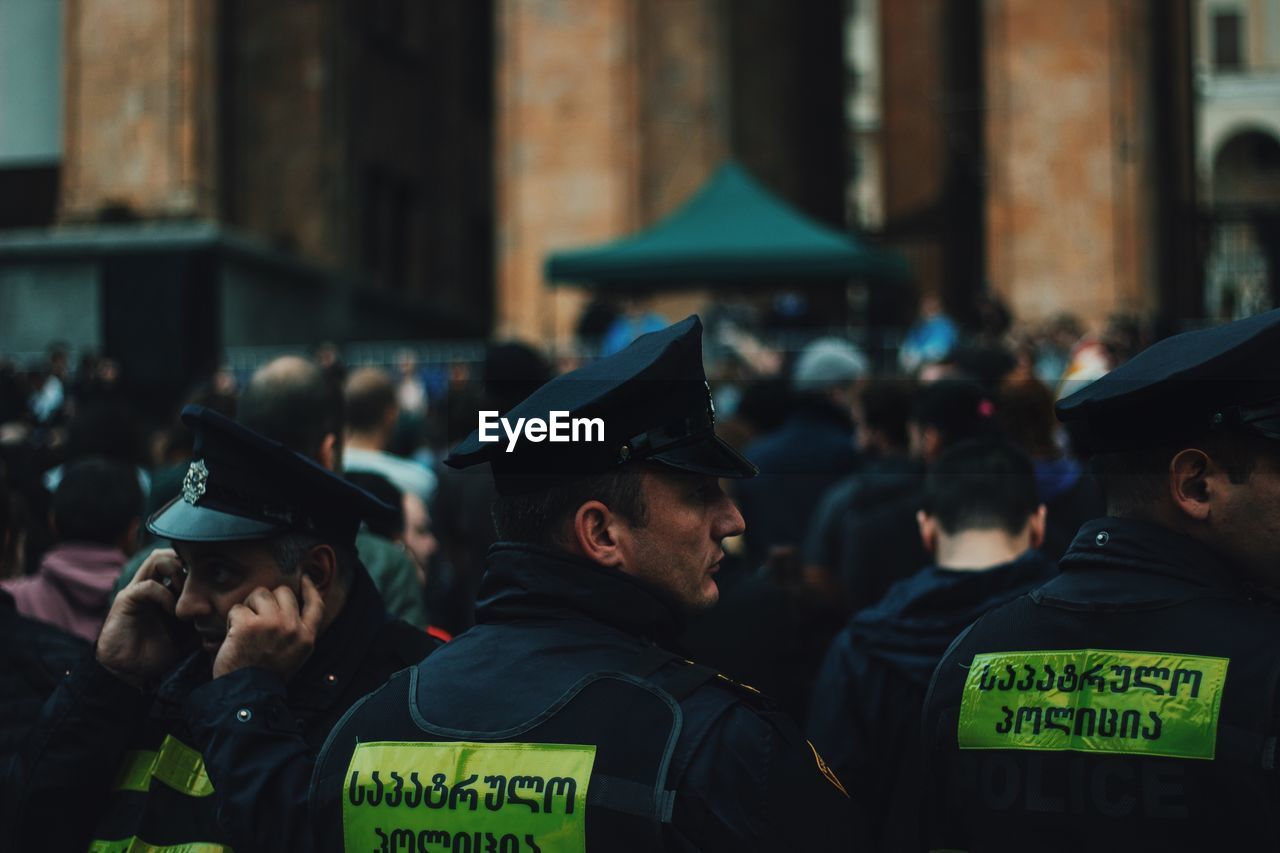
[10,406,438,852]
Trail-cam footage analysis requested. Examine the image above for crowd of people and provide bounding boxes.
[2,292,1279,850]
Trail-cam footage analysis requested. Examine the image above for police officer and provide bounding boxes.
[922,308,1280,851]
[309,316,859,851]
[13,406,437,851]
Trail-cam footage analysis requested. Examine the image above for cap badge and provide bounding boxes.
[183,459,209,505]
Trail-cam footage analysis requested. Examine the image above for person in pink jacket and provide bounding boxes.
[2,456,141,641]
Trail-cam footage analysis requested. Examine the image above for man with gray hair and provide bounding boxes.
[13,407,438,851]
[342,366,435,505]
[733,336,868,568]
[115,356,429,627]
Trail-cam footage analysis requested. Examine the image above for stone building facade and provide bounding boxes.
[0,0,1207,355]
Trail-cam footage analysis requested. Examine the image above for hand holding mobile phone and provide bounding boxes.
[96,548,192,688]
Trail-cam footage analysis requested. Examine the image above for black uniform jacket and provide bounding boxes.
[922,518,1280,852]
[12,564,437,852]
[808,549,1055,850]
[310,543,860,851]
[0,590,88,764]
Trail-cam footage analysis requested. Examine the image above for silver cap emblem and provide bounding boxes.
[182,459,209,505]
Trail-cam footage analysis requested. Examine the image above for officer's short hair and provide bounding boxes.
[266,530,359,586]
[921,439,1039,536]
[240,356,344,460]
[345,368,397,434]
[1091,428,1276,517]
[54,456,142,546]
[491,466,648,548]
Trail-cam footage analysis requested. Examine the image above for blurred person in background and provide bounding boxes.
[432,341,551,633]
[71,353,125,408]
[804,378,916,590]
[345,471,438,592]
[733,337,867,570]
[29,342,69,427]
[0,476,27,581]
[2,457,141,642]
[0,357,26,427]
[1033,313,1085,387]
[242,357,430,628]
[972,292,1014,347]
[808,439,1054,850]
[899,293,959,374]
[996,376,1105,560]
[686,376,912,719]
[599,295,670,356]
[313,341,347,388]
[818,379,1000,614]
[394,349,428,419]
[390,349,433,470]
[43,399,151,501]
[0,463,88,802]
[343,366,436,505]
[1056,313,1146,400]
[21,400,150,585]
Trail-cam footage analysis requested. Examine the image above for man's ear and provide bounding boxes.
[318,433,340,472]
[921,426,945,462]
[1027,504,1047,550]
[1169,448,1213,522]
[917,510,938,555]
[297,544,339,596]
[570,500,626,568]
[118,518,142,556]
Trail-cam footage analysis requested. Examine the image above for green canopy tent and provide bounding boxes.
[544,161,909,288]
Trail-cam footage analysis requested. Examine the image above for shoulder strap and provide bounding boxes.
[620,645,770,705]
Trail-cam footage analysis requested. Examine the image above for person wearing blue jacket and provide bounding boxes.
[808,438,1054,850]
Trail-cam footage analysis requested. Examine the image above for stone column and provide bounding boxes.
[983,0,1159,325]
[61,0,220,222]
[493,0,731,344]
[493,0,641,344]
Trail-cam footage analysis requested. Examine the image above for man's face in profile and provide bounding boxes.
[172,540,293,656]
[1206,445,1280,592]
[619,467,745,613]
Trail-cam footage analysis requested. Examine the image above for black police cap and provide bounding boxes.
[1056,307,1280,454]
[147,405,397,545]
[445,315,758,495]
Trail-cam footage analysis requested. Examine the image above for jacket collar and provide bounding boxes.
[287,563,389,711]
[477,543,684,648]
[1058,516,1250,594]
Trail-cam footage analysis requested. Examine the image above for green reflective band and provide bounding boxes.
[342,741,596,853]
[958,649,1229,760]
[87,839,230,853]
[113,734,215,798]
